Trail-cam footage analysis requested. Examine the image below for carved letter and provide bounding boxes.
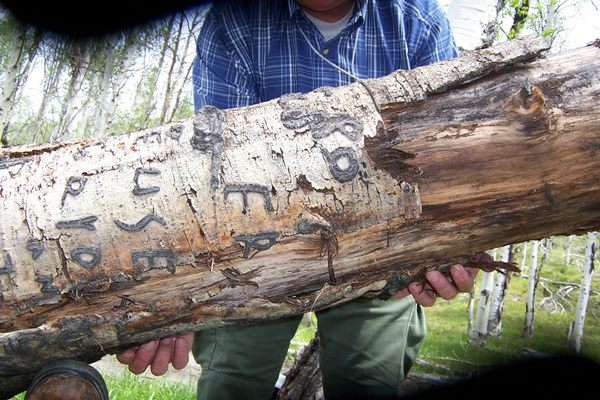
[35,275,60,294]
[235,232,279,258]
[225,184,273,213]
[0,252,14,275]
[61,176,88,207]
[114,214,166,232]
[191,106,224,190]
[56,216,98,231]
[26,239,45,260]
[71,247,102,269]
[133,168,161,196]
[322,147,360,183]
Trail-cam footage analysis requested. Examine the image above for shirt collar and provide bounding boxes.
[287,0,367,20]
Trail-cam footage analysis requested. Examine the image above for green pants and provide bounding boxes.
[193,296,425,400]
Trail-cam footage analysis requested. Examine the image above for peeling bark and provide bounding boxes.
[1,36,600,397]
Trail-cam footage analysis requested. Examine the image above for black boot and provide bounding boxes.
[25,359,109,400]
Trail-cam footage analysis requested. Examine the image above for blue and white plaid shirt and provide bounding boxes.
[193,0,458,111]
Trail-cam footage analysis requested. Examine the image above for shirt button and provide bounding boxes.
[322,48,329,55]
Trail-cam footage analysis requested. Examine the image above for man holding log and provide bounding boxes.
[116,1,489,399]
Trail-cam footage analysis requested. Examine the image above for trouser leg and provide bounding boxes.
[317,296,426,400]
[193,314,302,400]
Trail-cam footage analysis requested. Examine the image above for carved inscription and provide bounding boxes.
[132,249,176,276]
[26,239,45,260]
[322,147,360,183]
[235,232,279,258]
[0,157,30,170]
[133,168,161,196]
[56,216,98,231]
[225,184,273,213]
[281,110,363,141]
[71,247,102,269]
[36,275,60,294]
[114,213,166,232]
[0,252,14,275]
[281,108,363,183]
[191,106,224,191]
[61,176,88,207]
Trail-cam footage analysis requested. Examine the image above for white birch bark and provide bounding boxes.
[50,41,92,142]
[520,241,529,276]
[93,37,117,137]
[568,232,596,353]
[565,235,573,265]
[446,0,506,50]
[488,245,511,336]
[523,240,541,338]
[470,269,495,346]
[159,15,183,125]
[0,21,25,146]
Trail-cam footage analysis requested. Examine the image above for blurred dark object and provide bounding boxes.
[400,354,600,400]
[0,0,209,38]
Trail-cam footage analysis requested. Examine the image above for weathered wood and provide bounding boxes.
[1,35,600,397]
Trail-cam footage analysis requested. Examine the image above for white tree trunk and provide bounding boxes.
[470,268,495,346]
[520,241,528,276]
[446,0,506,50]
[50,41,91,142]
[565,235,573,265]
[159,15,183,125]
[568,232,597,353]
[488,245,511,336]
[0,21,25,146]
[93,37,117,137]
[523,240,541,338]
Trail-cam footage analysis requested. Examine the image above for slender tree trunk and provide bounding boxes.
[50,41,92,142]
[2,36,600,397]
[523,240,541,338]
[141,14,175,128]
[568,232,596,353]
[520,241,528,276]
[159,14,183,124]
[509,0,530,38]
[0,21,26,146]
[488,245,512,336]
[565,235,573,265]
[93,37,117,138]
[470,270,495,346]
[31,47,64,143]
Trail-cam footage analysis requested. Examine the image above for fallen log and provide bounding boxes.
[1,35,600,397]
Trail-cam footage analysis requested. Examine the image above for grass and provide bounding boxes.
[10,235,598,398]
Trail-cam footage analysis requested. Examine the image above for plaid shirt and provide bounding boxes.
[193,0,458,110]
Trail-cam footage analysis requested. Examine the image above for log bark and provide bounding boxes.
[1,35,600,397]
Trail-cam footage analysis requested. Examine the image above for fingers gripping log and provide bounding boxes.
[2,36,600,397]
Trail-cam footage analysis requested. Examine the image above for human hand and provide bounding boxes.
[392,252,493,307]
[116,333,194,376]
